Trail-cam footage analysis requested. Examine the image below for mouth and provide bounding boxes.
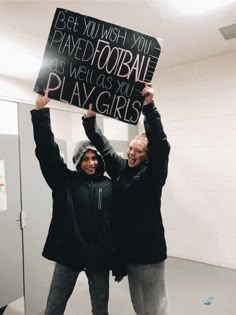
[86,168,96,172]
[128,157,136,166]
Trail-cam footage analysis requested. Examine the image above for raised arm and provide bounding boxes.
[31,91,67,190]
[82,105,125,179]
[142,84,171,186]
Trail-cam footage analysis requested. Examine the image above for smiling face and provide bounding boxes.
[80,150,99,175]
[127,137,148,168]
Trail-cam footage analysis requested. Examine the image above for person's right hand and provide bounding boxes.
[36,90,50,110]
[85,103,96,118]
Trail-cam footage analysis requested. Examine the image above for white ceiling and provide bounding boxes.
[0,0,236,83]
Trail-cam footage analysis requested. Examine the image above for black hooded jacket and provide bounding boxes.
[83,103,171,264]
[31,108,123,274]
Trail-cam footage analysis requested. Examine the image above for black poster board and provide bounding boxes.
[34,8,161,125]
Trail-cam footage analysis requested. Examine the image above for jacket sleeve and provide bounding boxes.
[111,248,128,277]
[82,116,125,179]
[31,108,67,190]
[142,102,171,186]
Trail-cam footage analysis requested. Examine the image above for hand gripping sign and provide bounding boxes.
[34,8,161,125]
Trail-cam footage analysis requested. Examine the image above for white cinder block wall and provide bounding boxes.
[1,52,236,270]
[144,52,236,269]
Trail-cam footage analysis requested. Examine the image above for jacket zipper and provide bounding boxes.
[98,187,102,210]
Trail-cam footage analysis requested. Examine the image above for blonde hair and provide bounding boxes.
[134,133,148,143]
[132,133,148,151]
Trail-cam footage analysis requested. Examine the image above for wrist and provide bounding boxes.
[142,101,155,114]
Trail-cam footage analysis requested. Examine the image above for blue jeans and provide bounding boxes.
[128,261,169,315]
[45,263,109,315]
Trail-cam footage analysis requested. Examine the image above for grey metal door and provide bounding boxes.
[0,100,24,312]
[18,102,67,315]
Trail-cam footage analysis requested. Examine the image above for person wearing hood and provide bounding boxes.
[82,83,171,315]
[30,91,125,315]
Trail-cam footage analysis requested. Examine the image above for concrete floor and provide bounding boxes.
[166,257,236,315]
[2,257,236,315]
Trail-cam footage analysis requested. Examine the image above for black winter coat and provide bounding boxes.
[83,103,170,264]
[31,108,116,272]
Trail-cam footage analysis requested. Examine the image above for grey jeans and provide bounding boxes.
[128,261,169,315]
[45,263,109,315]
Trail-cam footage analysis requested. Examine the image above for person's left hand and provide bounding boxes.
[114,276,124,283]
[36,90,50,110]
[142,82,154,105]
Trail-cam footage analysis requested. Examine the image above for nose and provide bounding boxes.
[88,159,94,165]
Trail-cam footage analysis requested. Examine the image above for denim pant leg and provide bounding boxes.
[45,263,79,315]
[128,262,169,315]
[86,270,110,315]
